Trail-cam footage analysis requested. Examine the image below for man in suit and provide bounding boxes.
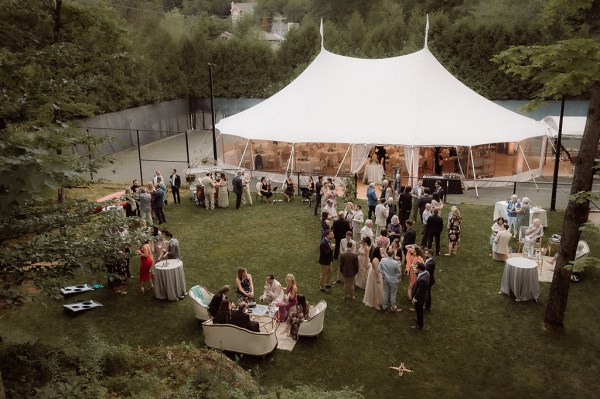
[339,241,360,300]
[411,178,424,223]
[374,198,389,236]
[378,248,401,312]
[434,180,445,203]
[333,211,350,260]
[201,172,216,210]
[240,169,252,206]
[153,184,166,224]
[230,302,260,332]
[402,220,416,258]
[366,183,378,220]
[423,249,436,311]
[260,275,284,304]
[426,209,444,256]
[319,230,334,292]
[162,230,181,260]
[314,176,324,216]
[417,187,432,223]
[169,169,181,205]
[411,262,430,329]
[232,170,244,209]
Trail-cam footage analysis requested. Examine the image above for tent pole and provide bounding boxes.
[292,143,297,174]
[455,146,466,179]
[239,139,249,168]
[250,140,255,178]
[469,147,478,198]
[409,147,414,187]
[519,144,539,191]
[335,145,351,178]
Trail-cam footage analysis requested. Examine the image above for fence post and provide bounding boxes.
[136,129,143,183]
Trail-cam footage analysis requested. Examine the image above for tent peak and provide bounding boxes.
[319,18,324,50]
[424,14,430,49]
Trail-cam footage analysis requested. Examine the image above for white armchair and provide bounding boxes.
[202,319,278,358]
[189,285,214,321]
[297,300,327,339]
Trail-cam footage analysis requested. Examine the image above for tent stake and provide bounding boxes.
[469,147,478,198]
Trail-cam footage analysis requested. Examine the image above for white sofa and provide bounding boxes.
[202,319,278,357]
[189,285,214,321]
[297,300,327,339]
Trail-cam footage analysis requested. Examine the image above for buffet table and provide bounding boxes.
[499,257,539,302]
[422,177,463,195]
[154,259,187,301]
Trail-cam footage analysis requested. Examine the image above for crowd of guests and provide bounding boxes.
[206,269,309,340]
[316,178,449,330]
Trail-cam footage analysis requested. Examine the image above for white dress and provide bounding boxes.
[355,245,370,289]
[218,181,229,208]
[363,259,384,308]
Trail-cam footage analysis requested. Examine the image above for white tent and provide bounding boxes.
[214,21,547,191]
[216,49,545,147]
[543,116,587,137]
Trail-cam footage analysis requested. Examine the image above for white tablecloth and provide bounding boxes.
[364,164,384,184]
[499,257,539,301]
[493,201,547,227]
[154,260,187,301]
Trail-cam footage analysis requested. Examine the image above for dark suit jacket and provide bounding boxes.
[399,193,412,212]
[315,181,323,198]
[170,174,181,188]
[208,292,224,317]
[424,258,436,286]
[319,238,333,265]
[340,251,359,277]
[402,227,416,252]
[333,218,350,239]
[418,194,433,214]
[412,271,430,304]
[230,309,260,332]
[232,175,243,195]
[427,214,444,234]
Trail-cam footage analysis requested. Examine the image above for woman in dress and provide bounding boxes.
[277,274,298,322]
[405,245,424,299]
[260,177,273,203]
[307,176,315,194]
[235,267,254,301]
[489,217,505,256]
[213,299,232,324]
[363,255,384,309]
[283,174,295,202]
[288,294,309,340]
[387,215,403,244]
[355,237,371,289]
[137,238,154,293]
[516,197,530,233]
[321,211,332,238]
[446,206,462,256]
[217,172,229,208]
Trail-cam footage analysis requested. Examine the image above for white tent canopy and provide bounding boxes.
[542,116,587,138]
[215,47,546,146]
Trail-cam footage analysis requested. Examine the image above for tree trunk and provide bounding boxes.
[544,83,600,329]
[0,370,5,399]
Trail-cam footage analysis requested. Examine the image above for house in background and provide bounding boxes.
[230,2,255,24]
[271,15,299,38]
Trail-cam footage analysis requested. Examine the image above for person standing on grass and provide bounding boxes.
[153,184,166,224]
[411,178,424,223]
[319,230,334,292]
[240,169,253,206]
[506,194,521,237]
[202,172,216,210]
[351,204,364,244]
[426,210,444,256]
[398,186,413,225]
[417,187,432,224]
[333,211,350,260]
[366,182,378,220]
[340,241,360,300]
[411,262,430,330]
[402,220,416,258]
[169,169,181,205]
[314,176,324,216]
[423,249,436,312]
[232,170,244,209]
[377,248,401,313]
[375,198,388,236]
[420,203,433,247]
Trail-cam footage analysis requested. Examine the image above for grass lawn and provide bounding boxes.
[2,188,600,398]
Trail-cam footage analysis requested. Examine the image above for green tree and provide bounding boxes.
[494,37,600,329]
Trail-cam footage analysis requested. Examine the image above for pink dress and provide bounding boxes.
[406,253,423,298]
[277,287,297,322]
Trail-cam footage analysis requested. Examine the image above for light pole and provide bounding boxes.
[208,63,217,162]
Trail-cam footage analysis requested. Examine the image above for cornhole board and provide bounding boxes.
[63,300,103,313]
[61,284,94,296]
